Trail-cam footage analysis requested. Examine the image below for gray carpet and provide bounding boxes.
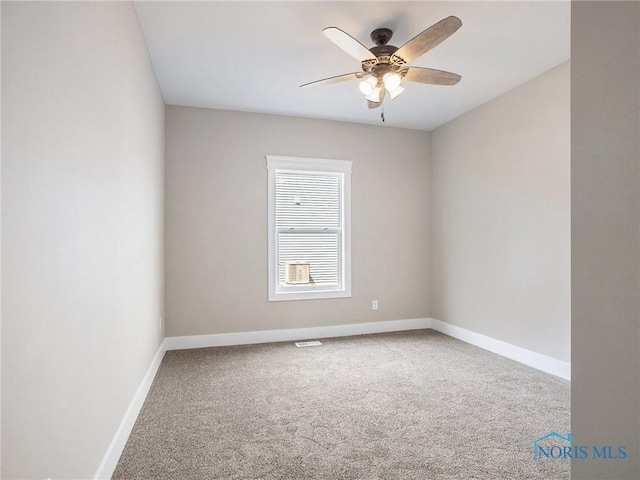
[113,330,570,479]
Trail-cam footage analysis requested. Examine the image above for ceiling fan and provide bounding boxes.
[301,16,463,110]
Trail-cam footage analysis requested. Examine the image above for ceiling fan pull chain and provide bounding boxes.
[381,104,385,122]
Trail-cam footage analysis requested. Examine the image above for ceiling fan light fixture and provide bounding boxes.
[365,85,383,103]
[302,16,463,114]
[358,76,377,96]
[383,72,402,91]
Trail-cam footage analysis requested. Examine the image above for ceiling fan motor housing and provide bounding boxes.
[362,28,409,75]
[370,27,393,46]
[370,44,398,57]
[363,43,405,79]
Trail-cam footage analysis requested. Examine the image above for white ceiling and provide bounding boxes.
[133,1,570,131]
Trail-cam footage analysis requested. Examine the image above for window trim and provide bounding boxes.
[266,155,352,302]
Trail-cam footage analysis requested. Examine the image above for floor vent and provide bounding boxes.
[295,340,322,347]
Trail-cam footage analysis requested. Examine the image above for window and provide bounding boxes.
[266,155,352,301]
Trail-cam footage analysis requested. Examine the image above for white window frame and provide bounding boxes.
[266,155,352,302]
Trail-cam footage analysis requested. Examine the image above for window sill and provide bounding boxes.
[268,288,352,302]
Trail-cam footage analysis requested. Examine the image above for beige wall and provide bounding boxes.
[1,2,165,478]
[165,106,430,336]
[430,62,571,362]
[2,2,637,478]
[571,2,640,478]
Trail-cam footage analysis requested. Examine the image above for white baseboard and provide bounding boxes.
[96,316,569,478]
[430,318,570,380]
[164,317,570,379]
[94,340,168,480]
[164,318,431,351]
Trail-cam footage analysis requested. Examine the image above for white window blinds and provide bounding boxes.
[275,171,342,286]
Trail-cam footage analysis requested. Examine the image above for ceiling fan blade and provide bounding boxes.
[300,72,362,89]
[393,16,462,64]
[323,27,377,62]
[402,67,461,85]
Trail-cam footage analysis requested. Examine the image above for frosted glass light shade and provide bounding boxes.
[389,86,405,100]
[365,86,382,103]
[383,72,402,91]
[358,76,377,96]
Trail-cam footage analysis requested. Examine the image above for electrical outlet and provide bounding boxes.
[372,300,378,311]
